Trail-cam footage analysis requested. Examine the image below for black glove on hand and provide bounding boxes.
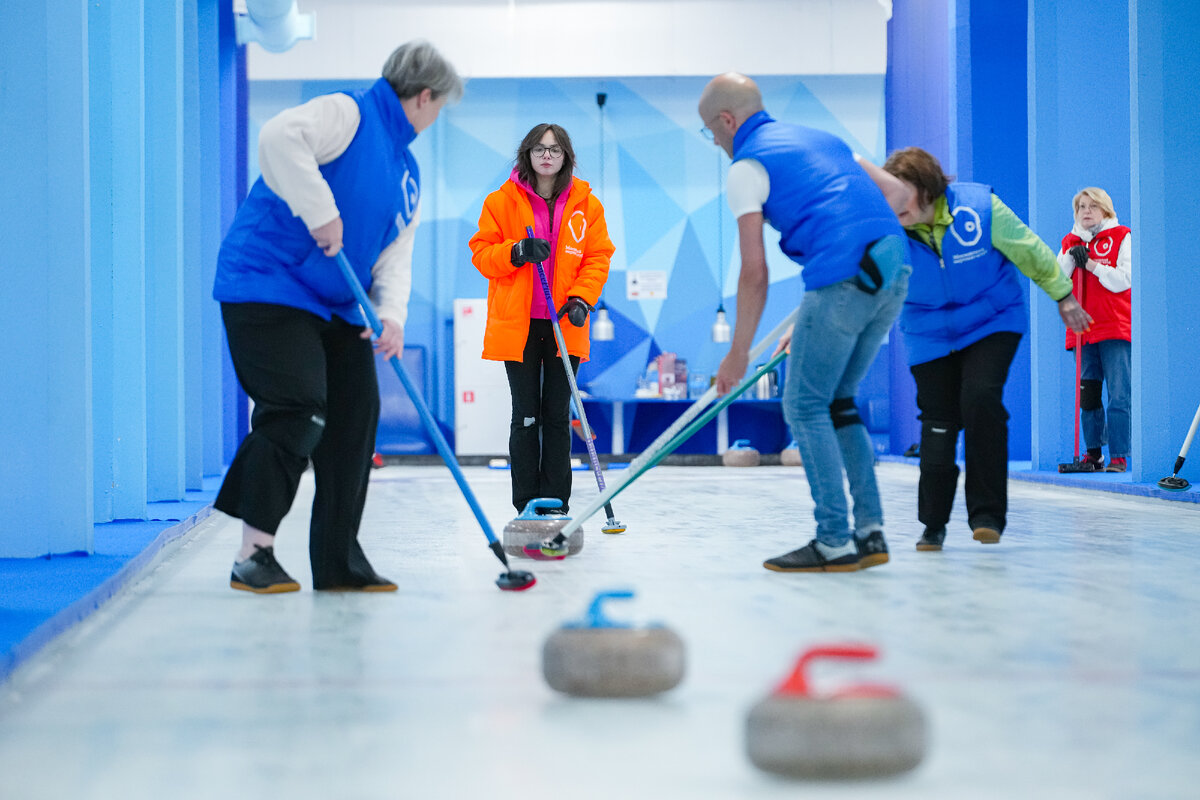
[510,237,551,266]
[1069,245,1089,271]
[557,296,592,327]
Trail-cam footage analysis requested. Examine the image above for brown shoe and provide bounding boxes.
[972,526,1001,544]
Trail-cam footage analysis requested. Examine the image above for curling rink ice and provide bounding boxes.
[1,462,1198,799]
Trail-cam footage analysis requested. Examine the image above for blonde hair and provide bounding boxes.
[1073,187,1115,219]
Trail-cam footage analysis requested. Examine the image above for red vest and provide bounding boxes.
[1062,225,1132,349]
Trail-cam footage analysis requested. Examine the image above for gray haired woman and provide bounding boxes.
[212,40,462,593]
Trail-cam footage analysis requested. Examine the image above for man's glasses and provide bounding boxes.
[532,145,564,158]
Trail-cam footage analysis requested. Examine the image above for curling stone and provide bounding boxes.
[745,644,926,779]
[542,590,685,698]
[503,498,584,558]
[723,438,761,467]
[780,439,803,467]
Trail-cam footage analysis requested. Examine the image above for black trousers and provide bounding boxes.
[504,319,580,514]
[215,302,381,587]
[910,331,1021,534]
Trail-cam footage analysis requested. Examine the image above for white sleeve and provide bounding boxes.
[1057,248,1077,280]
[1094,234,1132,293]
[369,203,418,328]
[726,158,770,219]
[257,93,361,231]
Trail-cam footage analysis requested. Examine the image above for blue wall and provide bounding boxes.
[248,75,891,452]
[1127,0,1200,482]
[0,0,237,557]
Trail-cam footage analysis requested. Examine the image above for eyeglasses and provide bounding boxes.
[700,127,714,142]
[532,145,564,158]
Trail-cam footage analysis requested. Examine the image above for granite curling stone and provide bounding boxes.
[542,590,685,698]
[780,439,803,467]
[722,438,761,467]
[745,644,926,779]
[503,498,584,558]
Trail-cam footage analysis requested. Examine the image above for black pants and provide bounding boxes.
[910,332,1021,534]
[504,319,579,514]
[215,302,381,588]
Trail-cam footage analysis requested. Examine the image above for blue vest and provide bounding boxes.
[731,112,904,290]
[213,78,420,323]
[899,182,1027,365]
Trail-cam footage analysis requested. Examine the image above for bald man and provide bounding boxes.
[700,72,913,573]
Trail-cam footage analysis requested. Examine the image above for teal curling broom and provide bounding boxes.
[334,250,535,591]
[529,310,798,558]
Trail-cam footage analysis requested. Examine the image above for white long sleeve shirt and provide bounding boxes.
[257,92,415,327]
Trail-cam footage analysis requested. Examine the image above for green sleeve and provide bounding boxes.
[990,194,1074,302]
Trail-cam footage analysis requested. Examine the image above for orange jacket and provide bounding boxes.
[469,175,614,362]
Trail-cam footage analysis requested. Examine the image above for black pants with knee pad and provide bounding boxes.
[910,332,1021,533]
[216,302,381,587]
[504,319,579,514]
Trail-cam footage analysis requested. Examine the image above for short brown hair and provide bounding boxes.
[883,147,953,208]
[515,123,576,200]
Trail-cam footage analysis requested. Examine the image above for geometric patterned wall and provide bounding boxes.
[248,74,886,442]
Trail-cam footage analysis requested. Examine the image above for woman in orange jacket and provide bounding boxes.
[469,123,614,515]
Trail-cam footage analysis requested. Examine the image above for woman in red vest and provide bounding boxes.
[1058,187,1132,472]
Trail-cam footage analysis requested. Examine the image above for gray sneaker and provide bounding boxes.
[230,545,300,594]
[763,540,860,573]
[856,530,889,569]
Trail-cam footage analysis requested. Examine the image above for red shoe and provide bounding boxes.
[1079,452,1105,470]
[1105,457,1127,473]
[371,452,385,469]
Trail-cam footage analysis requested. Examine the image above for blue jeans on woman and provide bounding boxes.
[1081,339,1131,460]
[781,267,911,547]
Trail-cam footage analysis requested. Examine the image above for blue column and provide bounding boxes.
[0,2,94,556]
[197,0,229,478]
[144,0,187,501]
[885,0,952,454]
[89,0,148,522]
[1129,0,1200,482]
[957,0,1035,461]
[1027,0,1130,470]
[219,6,250,465]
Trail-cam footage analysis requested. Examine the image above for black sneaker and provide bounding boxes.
[763,540,860,573]
[318,569,398,592]
[916,527,946,551]
[856,530,889,569]
[230,545,300,594]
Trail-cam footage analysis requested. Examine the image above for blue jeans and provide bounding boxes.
[781,268,910,546]
[1080,339,1131,459]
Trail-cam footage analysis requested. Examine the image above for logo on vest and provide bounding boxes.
[401,169,419,222]
[1093,237,1113,258]
[949,206,983,248]
[567,211,587,243]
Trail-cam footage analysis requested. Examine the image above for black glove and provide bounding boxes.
[1068,245,1089,271]
[510,237,551,266]
[557,296,592,327]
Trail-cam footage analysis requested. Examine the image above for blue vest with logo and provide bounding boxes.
[899,182,1027,366]
[213,78,420,323]
[731,112,904,290]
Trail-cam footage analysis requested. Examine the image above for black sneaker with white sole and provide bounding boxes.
[763,540,860,573]
[856,530,889,569]
[230,545,300,594]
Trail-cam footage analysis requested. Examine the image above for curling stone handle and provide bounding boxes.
[776,644,879,696]
[521,498,565,518]
[584,590,635,628]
